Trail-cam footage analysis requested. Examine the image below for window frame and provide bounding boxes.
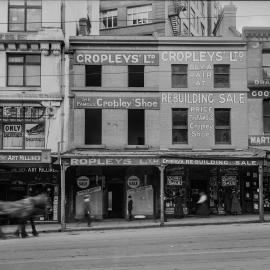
[127,4,152,26]
[7,54,41,87]
[214,108,231,144]
[100,9,118,29]
[171,64,188,88]
[8,0,42,32]
[172,108,188,144]
[214,64,230,88]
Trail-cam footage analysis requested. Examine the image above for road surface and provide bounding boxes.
[1,223,270,269]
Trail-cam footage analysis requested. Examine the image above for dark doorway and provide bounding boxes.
[107,183,124,218]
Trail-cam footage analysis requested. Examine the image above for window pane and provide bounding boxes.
[172,75,187,88]
[263,53,270,66]
[128,109,145,145]
[25,54,40,63]
[214,65,229,74]
[26,8,41,31]
[25,65,40,86]
[85,65,102,86]
[3,124,23,149]
[264,117,270,133]
[8,65,23,86]
[9,8,25,31]
[25,123,45,149]
[214,74,229,87]
[10,1,25,6]
[215,109,230,126]
[215,130,230,144]
[172,129,187,144]
[172,64,187,73]
[8,56,24,63]
[128,65,144,87]
[85,109,102,145]
[172,109,187,126]
[263,67,270,79]
[263,100,270,115]
[27,0,42,6]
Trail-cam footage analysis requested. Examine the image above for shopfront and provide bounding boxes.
[62,155,161,221]
[0,150,60,222]
[162,155,265,217]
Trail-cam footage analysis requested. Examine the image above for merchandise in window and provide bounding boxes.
[172,108,188,144]
[262,52,270,79]
[9,0,42,32]
[214,64,230,88]
[7,54,41,86]
[215,108,231,144]
[172,65,188,88]
[100,10,118,29]
[127,5,152,26]
[128,65,144,87]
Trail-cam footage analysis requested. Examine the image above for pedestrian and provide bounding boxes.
[83,194,92,226]
[196,191,211,217]
[174,191,184,218]
[128,195,133,221]
[224,188,232,215]
[231,190,242,215]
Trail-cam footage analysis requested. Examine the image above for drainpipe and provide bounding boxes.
[159,165,166,226]
[258,164,264,222]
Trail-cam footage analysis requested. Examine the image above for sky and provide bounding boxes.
[222,1,270,31]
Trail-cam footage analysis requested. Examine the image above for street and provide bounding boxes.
[1,223,270,270]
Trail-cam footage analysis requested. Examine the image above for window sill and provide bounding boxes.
[0,87,41,91]
[71,144,106,150]
[169,145,192,150]
[212,146,235,150]
[125,145,149,150]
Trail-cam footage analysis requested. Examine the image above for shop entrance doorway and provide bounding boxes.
[107,183,124,218]
[189,167,209,214]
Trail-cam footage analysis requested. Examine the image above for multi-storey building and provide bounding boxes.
[0,0,99,223]
[100,0,222,37]
[244,27,270,214]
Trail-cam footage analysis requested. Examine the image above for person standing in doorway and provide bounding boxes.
[196,191,211,217]
[83,194,92,226]
[128,195,133,221]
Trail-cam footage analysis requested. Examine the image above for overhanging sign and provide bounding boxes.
[248,89,270,98]
[75,96,160,110]
[75,52,159,65]
[70,157,160,166]
[0,150,51,163]
[249,135,270,146]
[162,158,258,166]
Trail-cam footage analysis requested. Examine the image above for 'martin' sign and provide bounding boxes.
[75,52,159,65]
[249,135,270,146]
[75,96,160,110]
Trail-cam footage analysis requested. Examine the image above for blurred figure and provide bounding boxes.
[83,194,92,227]
[224,188,232,215]
[196,191,211,217]
[128,195,133,221]
[231,190,242,215]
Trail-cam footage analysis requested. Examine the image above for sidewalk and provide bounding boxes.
[3,214,270,235]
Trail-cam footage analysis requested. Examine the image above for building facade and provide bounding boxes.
[100,0,222,37]
[0,0,100,223]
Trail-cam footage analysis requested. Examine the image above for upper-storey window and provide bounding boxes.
[7,54,41,86]
[85,65,102,87]
[100,9,118,29]
[127,5,152,26]
[9,0,42,32]
[262,51,270,79]
[172,64,188,88]
[214,65,230,88]
[128,65,144,87]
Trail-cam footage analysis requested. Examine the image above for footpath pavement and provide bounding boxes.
[2,214,270,235]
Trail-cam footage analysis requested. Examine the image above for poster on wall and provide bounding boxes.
[167,176,182,186]
[221,175,237,186]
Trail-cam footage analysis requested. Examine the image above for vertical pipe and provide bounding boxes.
[259,164,264,222]
[159,165,165,226]
[60,162,66,231]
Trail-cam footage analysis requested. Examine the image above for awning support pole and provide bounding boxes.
[60,162,68,231]
[259,164,264,223]
[158,165,165,227]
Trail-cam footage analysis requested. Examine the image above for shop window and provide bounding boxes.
[7,54,41,86]
[127,5,152,26]
[263,100,270,133]
[172,65,188,88]
[215,108,231,144]
[128,109,145,145]
[8,0,42,32]
[85,65,102,87]
[0,106,45,149]
[172,108,188,144]
[214,64,230,88]
[85,109,102,145]
[100,9,117,29]
[128,65,144,87]
[262,51,270,79]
